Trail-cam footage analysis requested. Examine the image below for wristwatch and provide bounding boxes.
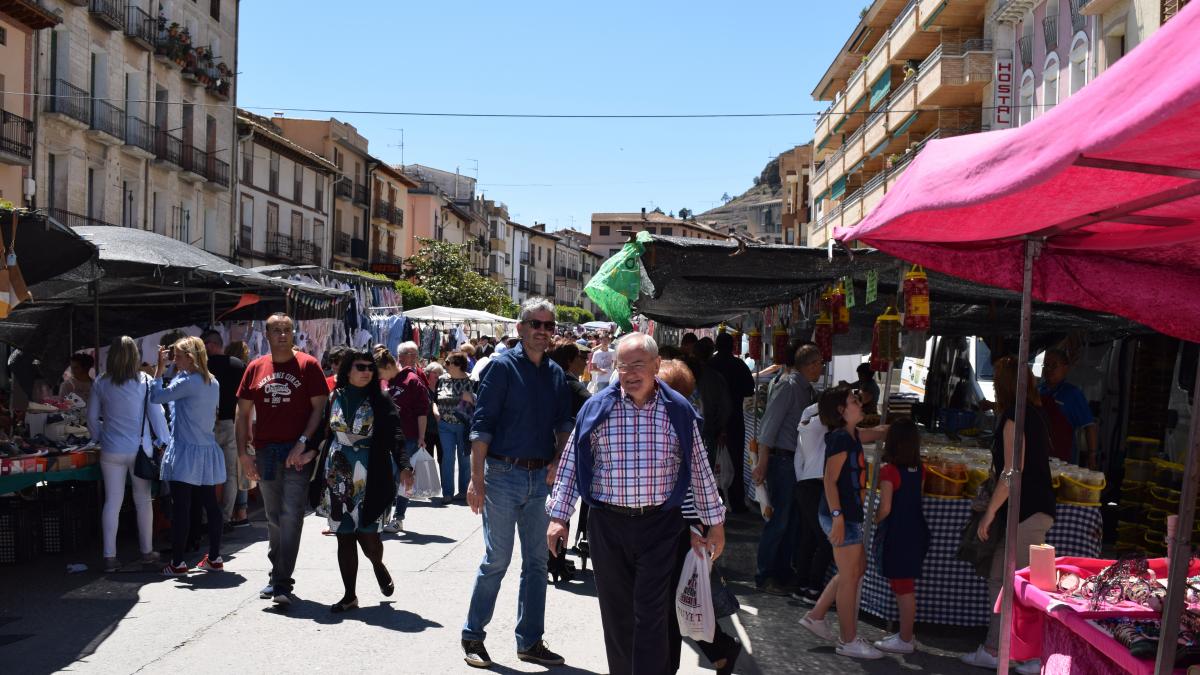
[297,435,308,445]
[830,509,843,518]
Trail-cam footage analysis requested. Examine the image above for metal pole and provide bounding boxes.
[997,239,1040,674]
[92,281,101,376]
[210,291,216,326]
[1154,355,1200,673]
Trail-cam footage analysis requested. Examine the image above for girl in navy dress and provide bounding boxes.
[872,418,929,655]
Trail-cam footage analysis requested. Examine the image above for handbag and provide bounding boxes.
[132,381,160,480]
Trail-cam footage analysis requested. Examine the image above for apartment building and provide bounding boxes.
[509,220,534,305]
[403,163,489,274]
[590,209,725,258]
[779,143,813,246]
[580,248,604,318]
[554,238,583,308]
[480,198,513,287]
[807,0,991,247]
[527,223,558,299]
[234,110,337,269]
[36,0,238,255]
[367,161,417,277]
[0,2,58,204]
[273,116,371,271]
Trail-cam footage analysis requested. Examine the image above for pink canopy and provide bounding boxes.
[837,3,1200,341]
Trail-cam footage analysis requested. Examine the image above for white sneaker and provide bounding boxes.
[1015,658,1042,675]
[961,645,999,669]
[382,518,403,534]
[837,637,885,660]
[799,612,835,641]
[874,632,915,654]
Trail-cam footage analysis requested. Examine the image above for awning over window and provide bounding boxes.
[869,69,893,109]
[830,176,848,200]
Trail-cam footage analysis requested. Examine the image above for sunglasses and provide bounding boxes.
[352,362,377,372]
[524,319,556,331]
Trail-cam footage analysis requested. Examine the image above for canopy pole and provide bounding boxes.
[92,281,101,375]
[997,239,1040,674]
[210,292,216,326]
[1154,355,1200,674]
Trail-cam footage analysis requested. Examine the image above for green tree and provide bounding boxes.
[394,279,431,310]
[404,238,512,314]
[555,305,595,325]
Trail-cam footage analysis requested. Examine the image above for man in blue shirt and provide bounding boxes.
[1039,348,1099,468]
[461,297,574,669]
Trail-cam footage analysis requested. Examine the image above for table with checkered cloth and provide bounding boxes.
[861,497,1103,626]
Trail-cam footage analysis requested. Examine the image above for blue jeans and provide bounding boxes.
[818,507,864,547]
[755,453,799,586]
[392,439,418,520]
[437,420,469,499]
[462,457,550,651]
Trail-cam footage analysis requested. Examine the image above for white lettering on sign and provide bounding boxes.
[994,57,1014,128]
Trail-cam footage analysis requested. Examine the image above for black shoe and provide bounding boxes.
[230,518,250,528]
[518,640,565,666]
[760,579,791,597]
[374,563,394,597]
[462,639,493,668]
[716,639,742,675]
[330,597,358,613]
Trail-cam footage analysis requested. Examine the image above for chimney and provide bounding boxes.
[641,207,647,220]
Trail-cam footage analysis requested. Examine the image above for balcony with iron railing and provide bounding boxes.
[1043,13,1059,51]
[353,183,369,206]
[1162,0,1190,21]
[336,231,352,255]
[180,144,209,182]
[88,99,125,145]
[295,241,323,266]
[89,0,124,30]
[124,5,155,50]
[0,110,34,164]
[334,178,353,200]
[350,237,368,259]
[1070,0,1088,31]
[206,155,230,189]
[372,200,394,222]
[916,40,995,107]
[48,207,121,229]
[154,129,183,167]
[122,115,156,157]
[46,80,90,128]
[266,231,294,259]
[1018,34,1034,69]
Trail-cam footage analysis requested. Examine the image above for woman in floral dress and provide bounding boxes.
[313,349,413,613]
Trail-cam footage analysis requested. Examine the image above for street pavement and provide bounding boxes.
[1,497,984,674]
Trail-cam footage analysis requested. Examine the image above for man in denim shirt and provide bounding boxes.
[235,313,328,607]
[461,298,574,669]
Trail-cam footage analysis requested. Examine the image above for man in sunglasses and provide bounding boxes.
[461,298,574,669]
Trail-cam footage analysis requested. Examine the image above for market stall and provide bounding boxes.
[402,305,517,358]
[837,3,1200,671]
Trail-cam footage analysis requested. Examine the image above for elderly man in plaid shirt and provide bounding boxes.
[547,332,726,675]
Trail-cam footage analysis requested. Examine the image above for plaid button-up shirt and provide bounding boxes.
[546,387,726,526]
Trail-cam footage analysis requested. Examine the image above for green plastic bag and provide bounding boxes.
[584,231,651,331]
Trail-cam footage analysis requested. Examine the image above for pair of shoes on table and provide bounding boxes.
[382,518,404,534]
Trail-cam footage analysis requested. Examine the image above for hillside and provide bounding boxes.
[696,156,784,240]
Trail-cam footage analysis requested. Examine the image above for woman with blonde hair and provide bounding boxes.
[88,336,170,572]
[152,336,226,576]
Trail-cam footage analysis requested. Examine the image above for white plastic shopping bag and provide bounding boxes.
[675,545,716,643]
[408,448,441,499]
[713,443,734,492]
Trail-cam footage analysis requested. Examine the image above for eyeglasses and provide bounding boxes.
[352,363,377,372]
[615,361,651,373]
[524,319,556,331]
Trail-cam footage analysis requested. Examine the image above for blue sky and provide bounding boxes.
[237,1,861,230]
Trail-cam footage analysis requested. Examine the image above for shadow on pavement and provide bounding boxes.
[389,530,456,545]
[263,598,442,633]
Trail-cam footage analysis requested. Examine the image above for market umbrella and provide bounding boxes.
[837,5,1200,672]
[0,209,98,289]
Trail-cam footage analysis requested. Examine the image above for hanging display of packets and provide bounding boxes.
[903,265,930,331]
[730,325,743,357]
[831,281,850,334]
[748,326,762,362]
[772,323,789,365]
[814,310,833,363]
[870,307,902,372]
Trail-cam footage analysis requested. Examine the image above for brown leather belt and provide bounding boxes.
[597,501,663,517]
[487,453,551,470]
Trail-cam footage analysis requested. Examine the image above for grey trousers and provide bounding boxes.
[257,450,310,594]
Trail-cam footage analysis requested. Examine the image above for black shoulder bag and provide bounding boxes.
[132,381,161,480]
